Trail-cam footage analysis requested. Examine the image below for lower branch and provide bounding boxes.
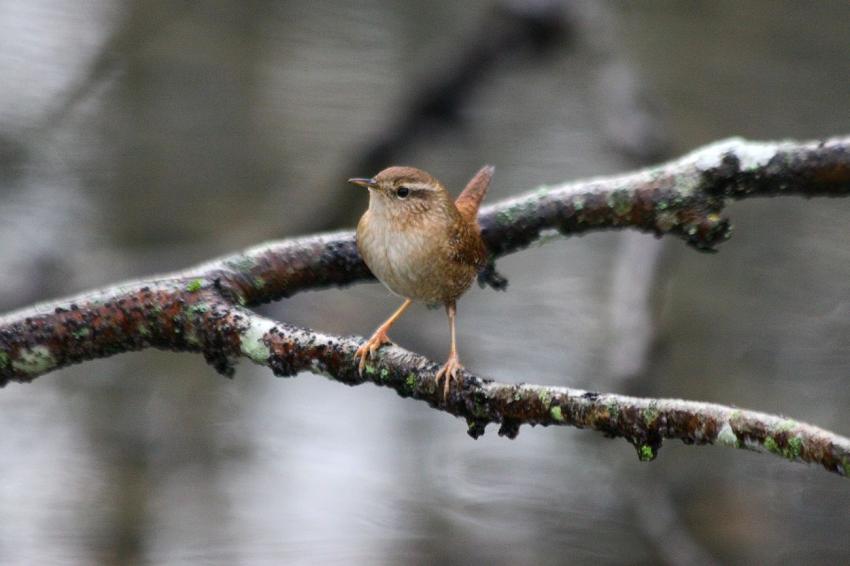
[0,136,848,479]
[242,311,850,478]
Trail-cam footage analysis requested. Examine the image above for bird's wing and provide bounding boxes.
[454,165,494,224]
[449,219,488,269]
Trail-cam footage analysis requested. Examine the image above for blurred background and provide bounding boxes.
[1,1,848,564]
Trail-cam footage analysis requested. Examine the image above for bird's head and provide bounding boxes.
[348,166,453,222]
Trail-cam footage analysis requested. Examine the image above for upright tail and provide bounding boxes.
[455,165,494,223]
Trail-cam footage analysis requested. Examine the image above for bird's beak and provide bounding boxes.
[348,177,376,189]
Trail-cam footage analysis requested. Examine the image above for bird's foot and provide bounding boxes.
[356,329,392,376]
[435,353,463,398]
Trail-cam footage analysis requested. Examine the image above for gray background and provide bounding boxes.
[0,1,848,564]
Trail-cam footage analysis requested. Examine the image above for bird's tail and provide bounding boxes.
[455,165,494,223]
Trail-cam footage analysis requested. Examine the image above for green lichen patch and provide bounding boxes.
[762,426,805,461]
[0,351,9,369]
[550,405,564,422]
[534,185,551,198]
[405,373,416,393]
[225,256,256,273]
[239,319,275,363]
[190,304,210,315]
[764,437,780,455]
[11,346,56,375]
[654,211,677,232]
[186,278,204,293]
[643,404,659,426]
[638,444,656,462]
[716,423,740,448]
[72,328,90,340]
[764,435,804,461]
[471,402,489,420]
[423,377,437,396]
[786,436,804,460]
[608,190,632,216]
[496,203,525,227]
[538,389,552,408]
[606,400,620,421]
[573,195,586,211]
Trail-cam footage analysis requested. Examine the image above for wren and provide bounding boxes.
[349,165,493,396]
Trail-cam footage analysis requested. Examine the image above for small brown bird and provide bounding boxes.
[349,165,493,396]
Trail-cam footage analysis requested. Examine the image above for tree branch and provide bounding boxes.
[198,136,850,305]
[1,136,848,477]
[248,311,850,477]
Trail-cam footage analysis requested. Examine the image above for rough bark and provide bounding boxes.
[1,136,849,478]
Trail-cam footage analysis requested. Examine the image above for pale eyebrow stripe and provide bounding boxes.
[404,183,435,191]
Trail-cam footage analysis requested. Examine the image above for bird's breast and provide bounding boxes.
[357,212,476,304]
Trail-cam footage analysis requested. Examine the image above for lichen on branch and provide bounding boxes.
[0,136,849,478]
[251,316,850,478]
[200,136,850,305]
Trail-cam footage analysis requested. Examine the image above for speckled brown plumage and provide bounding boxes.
[350,165,494,396]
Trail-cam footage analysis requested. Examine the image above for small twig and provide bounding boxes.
[0,137,848,477]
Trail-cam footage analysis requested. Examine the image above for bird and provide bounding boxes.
[348,165,493,397]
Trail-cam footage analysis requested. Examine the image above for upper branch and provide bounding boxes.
[198,136,850,306]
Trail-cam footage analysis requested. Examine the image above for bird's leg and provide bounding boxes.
[356,298,413,375]
[435,301,463,397]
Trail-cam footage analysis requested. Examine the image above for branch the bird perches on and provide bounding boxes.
[1,137,849,477]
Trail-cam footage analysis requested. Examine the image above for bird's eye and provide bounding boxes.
[396,186,410,198]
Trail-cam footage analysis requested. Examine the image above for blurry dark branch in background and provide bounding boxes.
[592,47,672,381]
[326,1,572,229]
[0,137,849,477]
[593,59,671,382]
[596,54,717,566]
[584,11,707,555]
[36,3,189,134]
[38,19,130,132]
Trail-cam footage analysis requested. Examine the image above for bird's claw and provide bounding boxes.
[435,354,463,399]
[356,330,392,376]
